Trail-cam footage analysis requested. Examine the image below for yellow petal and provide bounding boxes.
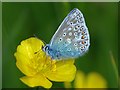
[74,71,107,88]
[14,37,45,76]
[20,73,52,88]
[15,52,36,76]
[86,72,107,88]
[74,71,86,88]
[17,37,44,59]
[45,59,76,82]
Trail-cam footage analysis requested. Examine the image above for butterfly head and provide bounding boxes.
[42,44,61,60]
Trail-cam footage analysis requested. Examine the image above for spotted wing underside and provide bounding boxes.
[49,8,90,59]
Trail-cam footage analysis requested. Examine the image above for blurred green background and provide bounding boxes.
[2,2,118,88]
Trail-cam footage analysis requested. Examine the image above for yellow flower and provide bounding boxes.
[14,37,76,88]
[74,71,107,88]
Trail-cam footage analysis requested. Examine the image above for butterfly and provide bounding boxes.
[42,8,90,60]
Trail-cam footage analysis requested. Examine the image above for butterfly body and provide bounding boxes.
[43,8,90,60]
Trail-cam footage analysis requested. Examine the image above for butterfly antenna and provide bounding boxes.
[33,34,38,38]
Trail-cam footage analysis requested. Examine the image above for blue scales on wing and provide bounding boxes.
[44,8,90,60]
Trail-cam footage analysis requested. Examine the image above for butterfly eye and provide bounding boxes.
[45,46,49,51]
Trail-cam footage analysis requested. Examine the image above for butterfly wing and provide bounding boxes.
[49,8,90,59]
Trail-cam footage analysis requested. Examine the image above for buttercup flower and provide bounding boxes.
[74,71,107,88]
[14,37,76,88]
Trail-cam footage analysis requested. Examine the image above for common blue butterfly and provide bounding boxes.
[43,8,90,60]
